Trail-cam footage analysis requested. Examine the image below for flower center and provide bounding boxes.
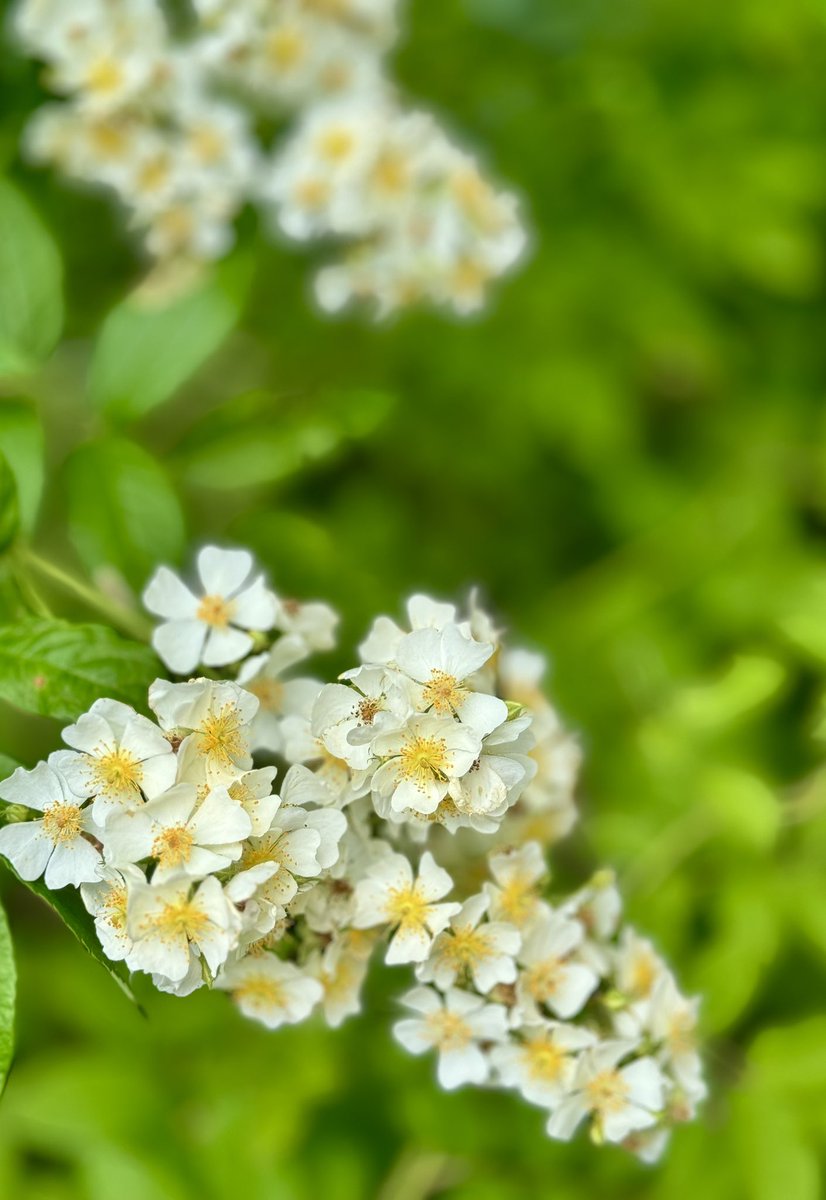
[197,704,246,766]
[191,125,226,164]
[398,735,449,788]
[422,670,464,715]
[153,824,195,869]
[525,957,563,1002]
[524,1037,566,1082]
[585,1069,629,1116]
[497,876,536,924]
[41,802,82,845]
[240,838,280,871]
[385,885,429,930]
[443,926,490,967]
[357,697,382,723]
[235,975,286,1010]
[247,678,283,711]
[196,594,235,629]
[265,27,306,69]
[317,127,356,162]
[627,948,658,998]
[85,57,125,96]
[152,898,209,942]
[427,1010,472,1051]
[101,883,128,931]
[91,747,142,797]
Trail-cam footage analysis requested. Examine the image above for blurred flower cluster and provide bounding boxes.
[0,546,704,1160]
[14,0,525,314]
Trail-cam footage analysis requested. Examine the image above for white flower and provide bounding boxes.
[216,955,322,1029]
[417,893,520,993]
[310,937,370,1028]
[394,624,506,734]
[148,677,257,781]
[311,666,413,770]
[515,910,600,1020]
[394,986,508,1090]
[352,850,460,964]
[274,597,338,652]
[236,637,322,754]
[359,594,463,665]
[484,841,548,929]
[445,716,535,832]
[127,874,239,982]
[104,782,252,879]
[646,974,706,1105]
[491,1022,596,1111]
[143,546,277,674]
[546,1041,665,1144]
[81,863,145,961]
[53,697,176,824]
[371,714,481,817]
[214,766,279,838]
[0,760,101,889]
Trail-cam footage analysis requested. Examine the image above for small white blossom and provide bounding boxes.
[394,986,508,1090]
[127,874,240,982]
[216,955,322,1029]
[515,910,600,1021]
[417,893,520,993]
[81,863,145,961]
[491,1022,597,1110]
[371,714,481,817]
[143,546,278,674]
[149,677,258,781]
[546,1041,665,1145]
[352,850,460,964]
[484,841,549,930]
[0,760,101,889]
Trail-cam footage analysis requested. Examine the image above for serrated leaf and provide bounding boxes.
[0,400,45,534]
[0,619,158,721]
[0,181,63,372]
[66,437,185,588]
[0,858,134,1004]
[176,388,395,490]
[87,268,243,420]
[0,895,15,1094]
[0,450,18,553]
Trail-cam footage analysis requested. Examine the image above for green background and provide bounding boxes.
[2,0,826,1195]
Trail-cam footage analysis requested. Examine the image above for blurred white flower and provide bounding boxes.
[394,986,508,1090]
[353,849,460,963]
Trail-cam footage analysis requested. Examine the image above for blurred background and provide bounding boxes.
[2,0,826,1196]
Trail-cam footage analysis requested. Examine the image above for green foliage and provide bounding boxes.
[0,452,19,554]
[0,858,134,1005]
[0,401,44,535]
[0,620,158,721]
[0,180,62,375]
[0,898,14,1095]
[87,266,246,421]
[66,437,186,587]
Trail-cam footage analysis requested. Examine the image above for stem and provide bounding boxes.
[377,1150,461,1200]
[16,548,152,642]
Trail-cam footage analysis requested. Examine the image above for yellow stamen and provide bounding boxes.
[196,594,235,630]
[41,803,82,845]
[152,824,194,870]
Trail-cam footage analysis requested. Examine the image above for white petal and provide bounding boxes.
[197,546,253,596]
[202,626,254,668]
[394,1017,433,1055]
[143,566,198,620]
[386,922,432,964]
[417,851,454,901]
[231,576,278,630]
[547,963,599,1019]
[458,692,508,738]
[438,1044,488,1090]
[0,820,52,880]
[0,762,64,812]
[190,789,252,845]
[440,624,493,680]
[152,620,207,674]
[44,836,101,888]
[546,1097,589,1141]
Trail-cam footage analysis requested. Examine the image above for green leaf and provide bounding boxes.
[66,437,185,588]
[0,619,158,721]
[0,895,15,1094]
[0,858,134,1004]
[176,388,395,490]
[0,181,63,372]
[0,755,19,783]
[0,451,19,554]
[87,268,244,420]
[0,400,45,534]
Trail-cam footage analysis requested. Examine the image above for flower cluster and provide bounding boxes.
[0,546,705,1160]
[14,0,525,314]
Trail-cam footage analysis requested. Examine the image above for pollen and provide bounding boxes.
[371,152,409,195]
[41,802,83,845]
[525,957,562,1002]
[235,975,286,1010]
[427,1010,472,1051]
[90,746,142,797]
[442,926,491,968]
[295,178,330,209]
[523,1036,566,1082]
[152,898,210,942]
[385,885,429,930]
[357,697,382,724]
[497,876,537,925]
[246,677,283,711]
[136,154,171,195]
[398,735,449,790]
[101,883,128,932]
[627,948,658,998]
[190,125,226,165]
[265,27,306,70]
[153,823,195,869]
[584,1069,630,1116]
[317,126,356,162]
[85,57,125,96]
[196,594,236,629]
[197,704,245,766]
[422,670,465,715]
